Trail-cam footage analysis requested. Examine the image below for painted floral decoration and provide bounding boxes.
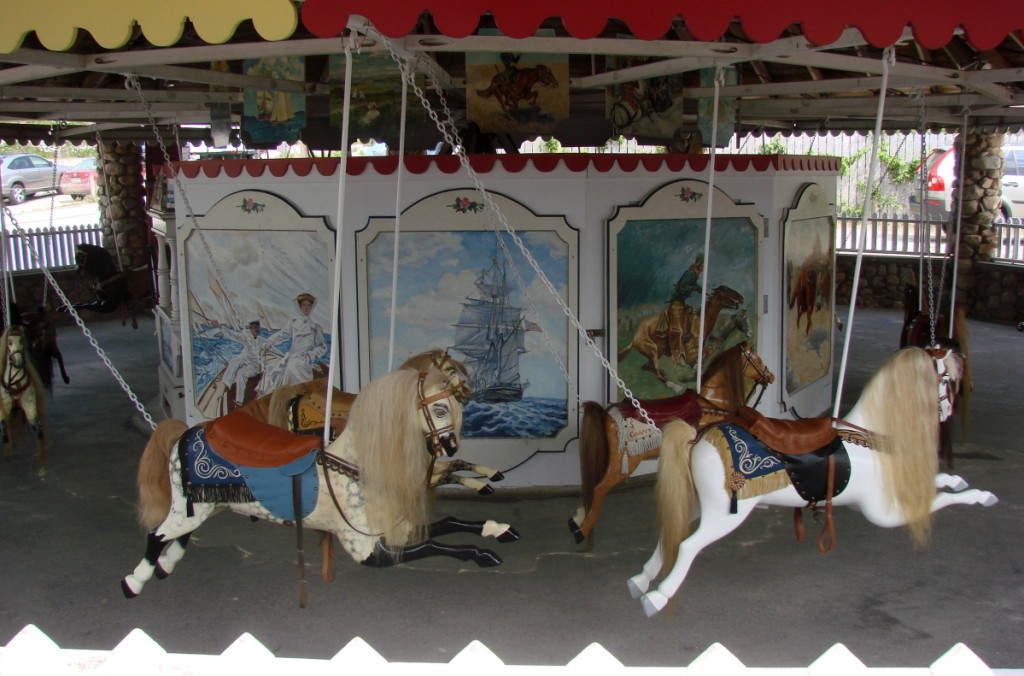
[239,198,266,214]
[449,197,485,214]
[678,187,704,203]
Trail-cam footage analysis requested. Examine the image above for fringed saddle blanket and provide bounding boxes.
[177,426,319,521]
[703,423,851,513]
[609,390,703,457]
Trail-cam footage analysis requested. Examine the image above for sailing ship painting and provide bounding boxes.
[453,256,530,403]
[358,192,578,456]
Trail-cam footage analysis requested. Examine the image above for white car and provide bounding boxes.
[909,145,1024,220]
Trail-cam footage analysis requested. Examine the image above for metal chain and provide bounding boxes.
[380,39,658,430]
[0,204,157,429]
[125,74,242,327]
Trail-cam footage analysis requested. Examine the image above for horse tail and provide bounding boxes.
[655,419,697,574]
[579,402,611,512]
[617,343,633,362]
[136,419,187,530]
[476,86,494,98]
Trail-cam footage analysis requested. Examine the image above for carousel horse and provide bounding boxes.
[900,283,972,469]
[476,64,558,116]
[627,346,997,617]
[618,286,744,384]
[0,304,70,393]
[65,243,153,329]
[570,342,775,544]
[239,351,506,495]
[0,326,47,472]
[122,366,520,606]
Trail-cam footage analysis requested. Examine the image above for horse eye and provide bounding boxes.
[433,404,449,418]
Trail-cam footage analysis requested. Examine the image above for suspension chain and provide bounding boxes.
[0,204,158,430]
[378,39,658,430]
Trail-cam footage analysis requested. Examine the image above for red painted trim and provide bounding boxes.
[301,0,1022,49]
[172,154,841,179]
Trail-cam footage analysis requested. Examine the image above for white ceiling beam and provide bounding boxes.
[0,85,241,104]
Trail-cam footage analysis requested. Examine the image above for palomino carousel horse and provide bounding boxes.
[65,244,153,329]
[618,285,744,384]
[1,303,70,393]
[123,366,520,606]
[476,64,559,116]
[570,342,775,544]
[900,284,971,469]
[240,350,506,495]
[627,346,997,617]
[0,326,47,473]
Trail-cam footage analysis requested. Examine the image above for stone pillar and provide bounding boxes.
[951,130,1003,313]
[98,142,152,270]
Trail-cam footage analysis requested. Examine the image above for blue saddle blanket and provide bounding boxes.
[178,426,319,521]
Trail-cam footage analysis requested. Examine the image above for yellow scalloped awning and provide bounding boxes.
[0,0,298,53]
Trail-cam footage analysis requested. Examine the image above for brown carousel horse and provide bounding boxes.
[569,342,775,544]
[64,244,153,329]
[787,259,818,335]
[476,64,558,116]
[0,326,47,474]
[618,285,745,384]
[900,284,972,469]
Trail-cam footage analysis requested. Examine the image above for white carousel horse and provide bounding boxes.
[628,346,998,617]
[0,326,47,473]
[122,366,519,606]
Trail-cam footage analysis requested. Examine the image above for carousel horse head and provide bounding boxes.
[2,325,28,368]
[926,343,964,423]
[400,349,473,403]
[75,243,118,279]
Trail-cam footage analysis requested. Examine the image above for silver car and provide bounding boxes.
[0,153,63,204]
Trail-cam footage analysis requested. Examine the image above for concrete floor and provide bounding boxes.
[0,307,1021,668]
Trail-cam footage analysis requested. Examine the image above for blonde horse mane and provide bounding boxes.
[655,419,698,576]
[0,326,47,423]
[860,347,940,547]
[348,367,462,547]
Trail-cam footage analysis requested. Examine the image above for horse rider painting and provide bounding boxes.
[665,253,704,364]
[258,293,328,396]
[214,319,275,406]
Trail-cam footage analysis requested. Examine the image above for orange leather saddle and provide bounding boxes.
[204,411,322,468]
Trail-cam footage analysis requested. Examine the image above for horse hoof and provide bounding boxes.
[568,518,585,545]
[626,575,649,599]
[121,579,139,599]
[154,565,170,580]
[477,484,495,496]
[982,492,999,507]
[497,526,520,543]
[489,471,505,482]
[62,376,70,384]
[641,591,668,617]
[477,551,502,568]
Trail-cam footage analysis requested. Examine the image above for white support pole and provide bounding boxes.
[947,110,969,339]
[387,61,410,372]
[695,65,723,392]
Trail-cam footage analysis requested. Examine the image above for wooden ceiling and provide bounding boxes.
[1,10,1023,150]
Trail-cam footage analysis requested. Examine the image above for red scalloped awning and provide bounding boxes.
[301,0,1023,50]
[172,153,841,179]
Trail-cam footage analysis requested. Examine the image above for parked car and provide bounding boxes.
[909,144,1024,221]
[59,157,99,199]
[999,145,1024,219]
[0,153,64,204]
[908,147,955,220]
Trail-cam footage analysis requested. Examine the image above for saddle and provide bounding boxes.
[205,411,321,468]
[725,405,837,455]
[616,390,702,428]
[721,406,848,554]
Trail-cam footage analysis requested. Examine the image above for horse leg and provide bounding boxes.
[935,473,968,492]
[627,542,663,598]
[428,516,520,543]
[932,488,998,511]
[362,539,503,568]
[572,452,638,544]
[121,531,171,598]
[641,499,759,617]
[52,347,70,384]
[154,533,192,579]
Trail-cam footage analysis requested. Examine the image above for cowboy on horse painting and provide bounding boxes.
[665,252,704,364]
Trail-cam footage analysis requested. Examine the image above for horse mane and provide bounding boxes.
[0,326,47,423]
[700,343,746,409]
[348,367,462,547]
[860,347,939,547]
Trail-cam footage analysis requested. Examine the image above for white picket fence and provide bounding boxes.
[0,625,1009,675]
[836,214,1024,264]
[2,223,102,272]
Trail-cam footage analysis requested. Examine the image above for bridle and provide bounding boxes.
[926,347,960,421]
[738,342,773,408]
[417,374,458,458]
[430,350,473,403]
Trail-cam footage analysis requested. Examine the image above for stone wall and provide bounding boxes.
[98,142,152,270]
[835,254,1024,322]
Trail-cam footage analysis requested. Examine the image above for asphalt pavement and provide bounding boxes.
[0,308,1021,668]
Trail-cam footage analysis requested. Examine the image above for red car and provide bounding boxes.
[59,157,98,199]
